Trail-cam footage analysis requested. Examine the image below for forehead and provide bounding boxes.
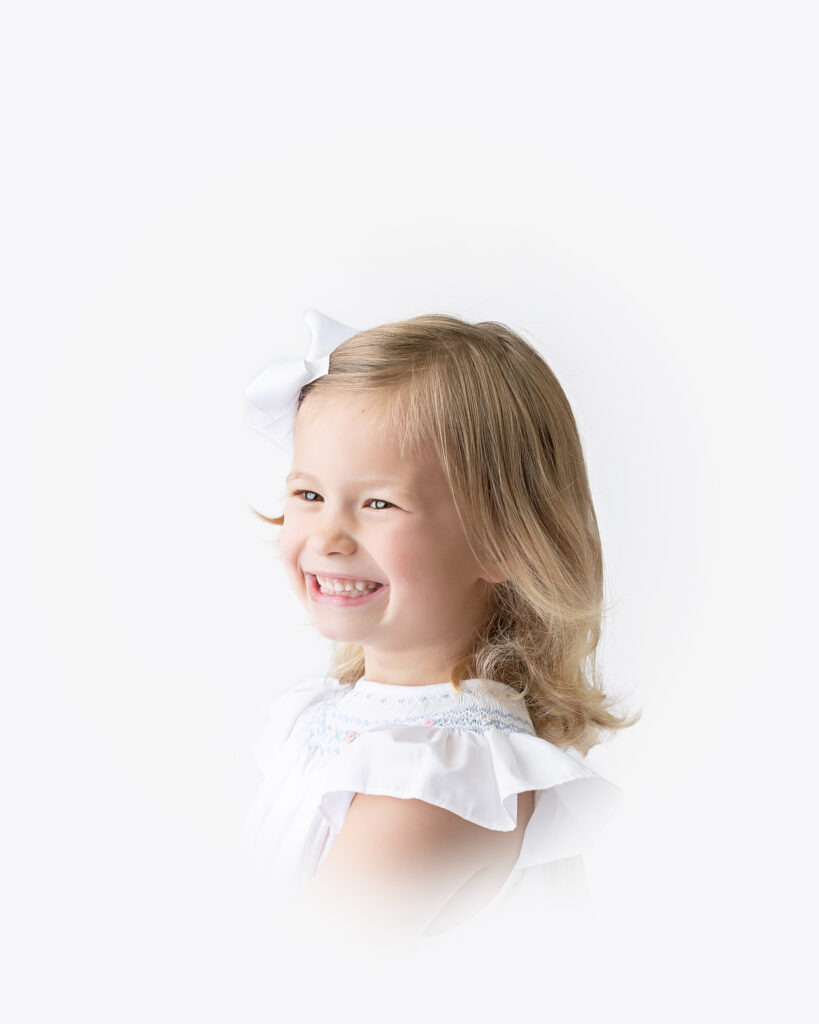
[292,390,439,490]
[296,391,409,452]
[297,389,392,432]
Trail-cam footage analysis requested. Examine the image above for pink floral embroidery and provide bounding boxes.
[423,718,435,726]
[346,731,357,742]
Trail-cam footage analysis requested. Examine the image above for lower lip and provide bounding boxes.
[305,573,388,607]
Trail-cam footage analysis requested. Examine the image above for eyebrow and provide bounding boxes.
[286,470,418,496]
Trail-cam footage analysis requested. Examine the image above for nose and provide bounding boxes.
[306,504,357,557]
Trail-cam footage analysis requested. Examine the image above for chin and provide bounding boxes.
[310,615,368,641]
[304,614,345,638]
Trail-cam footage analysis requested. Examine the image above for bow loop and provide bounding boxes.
[245,308,360,456]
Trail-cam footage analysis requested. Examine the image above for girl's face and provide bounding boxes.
[280,391,498,686]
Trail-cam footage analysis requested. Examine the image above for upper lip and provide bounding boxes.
[304,569,386,585]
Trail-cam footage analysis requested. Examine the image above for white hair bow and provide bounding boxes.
[245,308,360,456]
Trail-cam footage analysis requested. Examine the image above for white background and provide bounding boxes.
[3,1,816,1020]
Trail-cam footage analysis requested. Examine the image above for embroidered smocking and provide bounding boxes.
[304,683,536,758]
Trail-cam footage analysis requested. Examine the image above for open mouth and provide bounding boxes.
[305,572,388,606]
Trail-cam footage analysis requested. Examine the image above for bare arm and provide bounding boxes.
[298,793,531,944]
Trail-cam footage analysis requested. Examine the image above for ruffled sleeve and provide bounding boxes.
[250,675,336,776]
[315,724,622,871]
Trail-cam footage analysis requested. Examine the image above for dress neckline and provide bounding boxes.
[352,676,523,701]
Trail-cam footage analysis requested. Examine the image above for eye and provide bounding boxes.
[292,490,394,510]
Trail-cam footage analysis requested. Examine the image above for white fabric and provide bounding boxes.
[245,308,359,456]
[240,673,622,927]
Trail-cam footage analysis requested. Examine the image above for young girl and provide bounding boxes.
[241,307,640,947]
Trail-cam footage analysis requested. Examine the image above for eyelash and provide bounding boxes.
[292,489,395,511]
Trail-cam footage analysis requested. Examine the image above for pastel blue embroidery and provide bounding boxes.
[304,685,536,758]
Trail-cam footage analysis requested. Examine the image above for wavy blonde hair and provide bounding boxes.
[253,314,641,754]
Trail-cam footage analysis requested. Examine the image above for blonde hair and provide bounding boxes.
[253,314,641,754]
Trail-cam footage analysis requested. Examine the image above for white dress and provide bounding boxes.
[240,673,622,942]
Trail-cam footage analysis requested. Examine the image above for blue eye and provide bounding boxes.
[366,499,393,510]
[294,490,321,502]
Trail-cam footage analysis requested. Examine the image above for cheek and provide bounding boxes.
[278,520,303,578]
[403,523,477,587]
[382,523,454,584]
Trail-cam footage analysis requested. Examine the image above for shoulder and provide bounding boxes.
[303,790,535,940]
[251,674,341,773]
[267,673,342,719]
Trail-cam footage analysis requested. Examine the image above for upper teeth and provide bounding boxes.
[315,574,381,594]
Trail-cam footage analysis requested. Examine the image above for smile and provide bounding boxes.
[305,572,388,607]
